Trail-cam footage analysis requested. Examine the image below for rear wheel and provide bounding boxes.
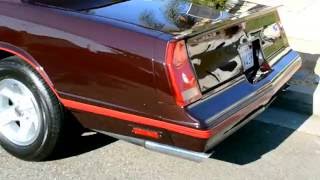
[0,56,64,161]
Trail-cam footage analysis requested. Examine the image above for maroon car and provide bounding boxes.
[0,0,301,161]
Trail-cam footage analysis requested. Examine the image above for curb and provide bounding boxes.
[314,85,320,116]
[273,85,319,117]
[272,53,320,117]
[256,107,320,137]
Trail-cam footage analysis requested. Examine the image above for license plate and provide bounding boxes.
[238,44,254,71]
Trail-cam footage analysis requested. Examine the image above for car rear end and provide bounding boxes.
[161,5,302,153]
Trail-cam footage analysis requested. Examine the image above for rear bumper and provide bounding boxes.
[172,50,302,152]
[69,49,301,157]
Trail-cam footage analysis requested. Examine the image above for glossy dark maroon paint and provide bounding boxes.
[0,1,193,123]
[0,0,202,149]
[0,0,302,153]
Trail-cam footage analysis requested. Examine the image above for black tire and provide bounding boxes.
[0,56,64,161]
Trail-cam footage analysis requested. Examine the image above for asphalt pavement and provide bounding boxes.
[1,1,320,179]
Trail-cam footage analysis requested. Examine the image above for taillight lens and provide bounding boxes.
[166,40,202,107]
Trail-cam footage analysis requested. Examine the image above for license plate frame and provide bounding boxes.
[238,43,254,71]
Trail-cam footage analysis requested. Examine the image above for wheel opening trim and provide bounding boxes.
[0,46,60,98]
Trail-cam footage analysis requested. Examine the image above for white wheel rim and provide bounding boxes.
[0,79,41,146]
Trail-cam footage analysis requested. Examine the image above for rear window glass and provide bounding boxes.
[25,0,126,10]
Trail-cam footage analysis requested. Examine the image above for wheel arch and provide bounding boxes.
[0,41,60,99]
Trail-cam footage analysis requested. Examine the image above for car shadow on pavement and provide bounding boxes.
[209,119,294,165]
[210,52,320,165]
[48,112,118,161]
[48,131,117,161]
[48,132,117,161]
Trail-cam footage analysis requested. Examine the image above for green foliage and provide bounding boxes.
[190,0,228,9]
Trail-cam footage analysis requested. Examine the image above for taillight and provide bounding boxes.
[165,40,202,107]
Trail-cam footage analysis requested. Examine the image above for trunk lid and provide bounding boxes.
[49,0,288,95]
[78,0,288,93]
[185,8,289,93]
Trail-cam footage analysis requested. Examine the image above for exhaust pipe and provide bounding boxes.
[145,141,212,162]
[95,130,212,162]
[282,83,290,92]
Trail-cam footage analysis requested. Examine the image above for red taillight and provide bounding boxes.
[166,41,202,107]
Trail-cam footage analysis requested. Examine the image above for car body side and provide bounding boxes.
[0,1,203,149]
[0,1,302,152]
